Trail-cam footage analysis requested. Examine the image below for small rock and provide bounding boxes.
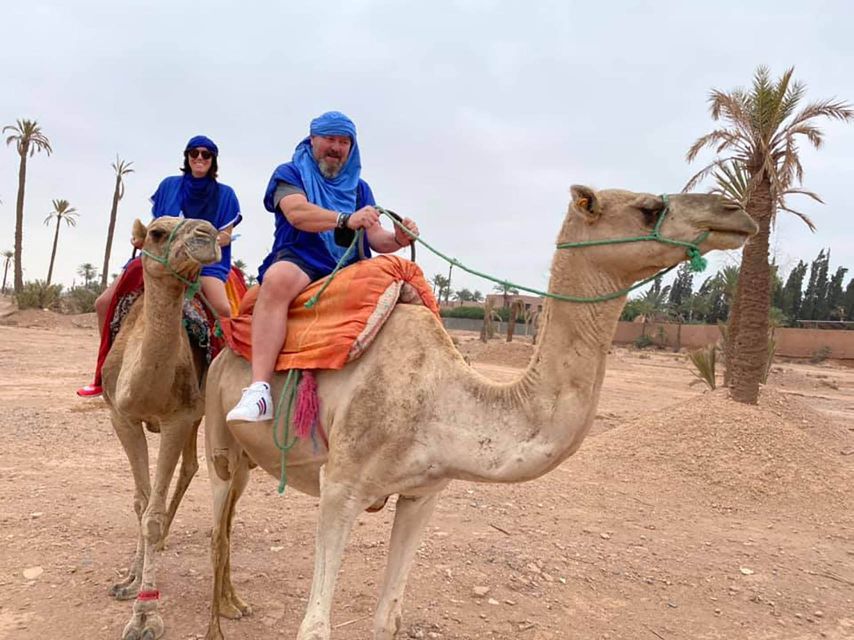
[23,567,43,580]
[487,598,500,606]
[472,586,490,598]
[270,546,284,552]
[600,532,611,540]
[739,567,754,575]
[814,610,824,618]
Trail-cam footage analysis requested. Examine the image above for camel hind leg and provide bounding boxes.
[158,419,201,549]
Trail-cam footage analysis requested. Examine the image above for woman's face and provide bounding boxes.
[187,147,213,178]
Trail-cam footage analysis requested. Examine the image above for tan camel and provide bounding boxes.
[101,216,220,640]
[204,186,757,640]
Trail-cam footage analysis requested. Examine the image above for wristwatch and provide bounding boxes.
[336,212,351,230]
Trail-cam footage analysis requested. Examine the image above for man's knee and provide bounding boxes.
[260,263,310,301]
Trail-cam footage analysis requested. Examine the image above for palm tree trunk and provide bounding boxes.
[729,175,773,404]
[2,259,9,294]
[723,286,742,387]
[101,174,121,288]
[46,219,61,285]
[13,150,28,294]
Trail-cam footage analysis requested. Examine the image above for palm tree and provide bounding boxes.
[686,66,853,403]
[3,119,52,294]
[44,199,79,285]
[233,258,247,274]
[101,156,134,288]
[77,262,97,287]
[492,282,520,309]
[1,250,13,294]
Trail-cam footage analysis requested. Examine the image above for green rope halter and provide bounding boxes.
[139,219,203,300]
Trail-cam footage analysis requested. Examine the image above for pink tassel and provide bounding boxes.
[293,370,319,440]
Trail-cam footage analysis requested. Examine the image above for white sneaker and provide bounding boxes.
[226,382,273,423]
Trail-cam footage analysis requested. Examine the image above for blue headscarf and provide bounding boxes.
[181,135,219,220]
[292,111,362,215]
[185,135,219,157]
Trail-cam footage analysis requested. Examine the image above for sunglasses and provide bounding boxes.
[187,148,213,160]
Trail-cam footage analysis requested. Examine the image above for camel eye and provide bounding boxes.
[149,228,167,241]
[640,206,663,227]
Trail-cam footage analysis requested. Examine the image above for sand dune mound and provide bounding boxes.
[579,388,853,514]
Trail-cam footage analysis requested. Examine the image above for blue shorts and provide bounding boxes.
[265,248,330,283]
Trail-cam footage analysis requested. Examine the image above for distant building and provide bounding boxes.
[485,293,544,313]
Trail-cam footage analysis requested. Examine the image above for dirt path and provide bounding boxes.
[0,321,852,640]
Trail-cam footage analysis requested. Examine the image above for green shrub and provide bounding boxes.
[810,345,831,364]
[63,286,99,314]
[688,344,717,390]
[634,334,654,349]
[15,280,63,310]
[441,306,485,320]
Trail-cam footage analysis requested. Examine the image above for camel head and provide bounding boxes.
[556,186,758,288]
[133,216,221,282]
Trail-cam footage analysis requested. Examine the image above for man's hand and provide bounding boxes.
[131,236,144,250]
[217,230,232,247]
[394,218,419,246]
[347,206,380,230]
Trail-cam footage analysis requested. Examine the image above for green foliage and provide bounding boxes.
[688,344,717,390]
[15,280,62,310]
[62,286,99,314]
[440,305,485,320]
[762,335,777,384]
[633,334,654,349]
[810,345,832,364]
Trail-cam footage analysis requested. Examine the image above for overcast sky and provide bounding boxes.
[1,0,852,297]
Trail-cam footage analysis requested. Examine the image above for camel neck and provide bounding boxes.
[445,250,628,483]
[131,274,187,404]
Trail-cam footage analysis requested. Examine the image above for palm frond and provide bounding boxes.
[778,204,816,231]
[683,157,734,192]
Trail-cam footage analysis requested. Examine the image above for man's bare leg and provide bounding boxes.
[226,262,310,423]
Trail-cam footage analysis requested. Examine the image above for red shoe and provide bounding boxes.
[76,384,103,397]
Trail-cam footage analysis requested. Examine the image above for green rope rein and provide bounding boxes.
[272,369,302,494]
[374,194,709,304]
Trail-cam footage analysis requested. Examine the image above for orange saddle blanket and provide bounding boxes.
[221,256,440,371]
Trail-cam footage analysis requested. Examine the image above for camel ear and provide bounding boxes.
[132,219,147,246]
[570,185,600,223]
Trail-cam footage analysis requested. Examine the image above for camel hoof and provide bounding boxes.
[123,612,164,640]
[219,596,253,620]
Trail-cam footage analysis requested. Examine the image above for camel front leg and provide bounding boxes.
[109,413,150,602]
[297,467,374,640]
[374,493,440,640]
[122,419,192,640]
[158,419,201,549]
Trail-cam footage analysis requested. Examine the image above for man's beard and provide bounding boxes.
[317,157,342,179]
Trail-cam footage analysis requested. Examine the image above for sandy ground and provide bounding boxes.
[0,305,852,640]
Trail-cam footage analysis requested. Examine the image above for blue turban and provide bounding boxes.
[185,135,219,157]
[309,111,357,141]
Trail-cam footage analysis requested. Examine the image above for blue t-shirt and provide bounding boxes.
[258,162,374,282]
[150,176,242,281]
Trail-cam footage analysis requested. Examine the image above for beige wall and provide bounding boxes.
[613,322,854,359]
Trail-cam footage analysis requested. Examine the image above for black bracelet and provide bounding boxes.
[336,212,350,229]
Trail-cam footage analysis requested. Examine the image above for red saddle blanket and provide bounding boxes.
[221,256,440,372]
